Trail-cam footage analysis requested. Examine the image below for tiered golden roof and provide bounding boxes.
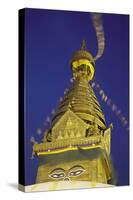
[32,41,110,156]
[52,77,106,130]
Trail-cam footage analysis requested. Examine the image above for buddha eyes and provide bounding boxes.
[48,168,65,180]
[49,165,85,180]
[68,166,85,177]
[69,169,84,177]
[50,173,65,179]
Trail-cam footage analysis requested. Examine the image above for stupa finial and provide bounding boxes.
[81,40,87,50]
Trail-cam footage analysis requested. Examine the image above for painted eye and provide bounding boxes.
[59,173,65,177]
[75,170,83,175]
[49,168,65,180]
[69,170,84,177]
[69,165,85,177]
[51,174,59,178]
[50,173,65,179]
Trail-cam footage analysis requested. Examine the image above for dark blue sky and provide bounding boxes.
[24,8,129,186]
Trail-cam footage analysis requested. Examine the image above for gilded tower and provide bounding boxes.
[32,41,113,186]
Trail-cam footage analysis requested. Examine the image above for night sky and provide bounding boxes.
[24,8,129,186]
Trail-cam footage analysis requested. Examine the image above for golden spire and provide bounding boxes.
[71,40,95,81]
[32,41,113,186]
[51,75,106,129]
[33,40,106,152]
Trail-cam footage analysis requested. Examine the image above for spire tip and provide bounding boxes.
[81,40,87,50]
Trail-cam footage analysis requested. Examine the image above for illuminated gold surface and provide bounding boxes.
[37,145,101,155]
[32,41,113,187]
[36,158,109,184]
[72,59,95,80]
[71,40,95,64]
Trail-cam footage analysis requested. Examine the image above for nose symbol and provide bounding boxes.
[64,177,70,181]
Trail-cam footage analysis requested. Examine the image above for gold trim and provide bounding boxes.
[37,145,101,155]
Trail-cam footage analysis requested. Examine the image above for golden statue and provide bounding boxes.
[32,40,115,189]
